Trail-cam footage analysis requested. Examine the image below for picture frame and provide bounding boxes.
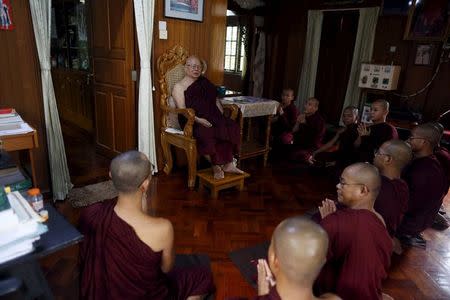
[0,0,14,31]
[404,0,450,41]
[164,0,204,22]
[361,104,372,124]
[414,44,434,66]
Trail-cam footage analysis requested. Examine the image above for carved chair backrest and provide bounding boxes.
[157,45,189,130]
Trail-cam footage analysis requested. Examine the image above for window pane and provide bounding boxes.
[225,42,231,55]
[231,42,236,56]
[226,26,232,39]
[230,56,236,71]
[231,27,237,40]
[225,56,231,70]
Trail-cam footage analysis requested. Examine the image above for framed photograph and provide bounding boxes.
[0,0,14,31]
[404,0,450,41]
[164,0,204,22]
[414,44,434,65]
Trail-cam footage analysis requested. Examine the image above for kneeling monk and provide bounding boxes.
[79,151,214,299]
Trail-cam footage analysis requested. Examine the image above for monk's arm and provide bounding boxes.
[172,84,186,109]
[160,220,175,273]
[314,132,340,156]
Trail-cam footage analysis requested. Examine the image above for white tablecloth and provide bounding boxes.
[221,96,279,118]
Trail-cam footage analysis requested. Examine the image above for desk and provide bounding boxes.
[221,96,279,166]
[0,204,83,299]
[0,130,39,186]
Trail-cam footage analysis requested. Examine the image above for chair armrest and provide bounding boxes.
[223,104,239,120]
[161,106,195,138]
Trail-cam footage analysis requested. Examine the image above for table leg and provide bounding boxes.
[29,149,37,187]
[264,115,273,167]
[211,187,218,199]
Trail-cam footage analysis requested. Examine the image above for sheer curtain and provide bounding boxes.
[252,31,265,97]
[296,10,323,109]
[134,0,158,173]
[29,0,72,200]
[342,7,380,116]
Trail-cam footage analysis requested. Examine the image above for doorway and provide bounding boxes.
[51,0,137,185]
[314,11,359,125]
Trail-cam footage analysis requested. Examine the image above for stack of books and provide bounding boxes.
[0,108,34,136]
[0,189,47,264]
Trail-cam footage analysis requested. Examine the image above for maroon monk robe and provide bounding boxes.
[180,76,240,165]
[397,155,447,236]
[291,112,325,161]
[435,146,450,187]
[79,199,214,300]
[358,122,398,163]
[272,102,299,144]
[253,287,281,300]
[335,123,359,169]
[316,209,392,300]
[374,176,409,237]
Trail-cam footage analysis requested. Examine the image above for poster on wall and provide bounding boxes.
[164,0,204,22]
[0,0,14,31]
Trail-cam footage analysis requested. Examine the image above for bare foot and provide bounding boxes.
[222,162,244,174]
[212,165,224,180]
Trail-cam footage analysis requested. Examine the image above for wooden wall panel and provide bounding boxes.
[152,0,227,169]
[0,1,50,191]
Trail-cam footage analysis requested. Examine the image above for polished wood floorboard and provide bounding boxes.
[40,126,450,300]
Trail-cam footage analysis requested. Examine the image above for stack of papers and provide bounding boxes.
[0,191,47,264]
[0,109,34,136]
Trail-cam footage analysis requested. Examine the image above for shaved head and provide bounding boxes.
[344,163,381,197]
[381,140,413,170]
[186,55,200,65]
[373,99,389,111]
[307,97,319,108]
[343,105,358,115]
[271,217,328,285]
[110,150,151,193]
[414,123,441,149]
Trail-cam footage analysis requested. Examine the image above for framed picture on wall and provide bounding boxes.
[414,44,434,65]
[404,0,450,41]
[164,0,204,22]
[0,0,14,31]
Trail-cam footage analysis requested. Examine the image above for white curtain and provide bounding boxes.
[29,0,73,200]
[252,31,265,97]
[133,0,158,173]
[341,7,380,116]
[296,10,323,109]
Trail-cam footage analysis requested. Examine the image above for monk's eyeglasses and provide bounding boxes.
[374,149,391,157]
[339,177,367,189]
[186,64,202,70]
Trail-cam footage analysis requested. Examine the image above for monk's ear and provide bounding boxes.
[140,177,151,193]
[360,184,370,196]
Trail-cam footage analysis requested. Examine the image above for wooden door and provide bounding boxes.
[90,0,136,157]
[315,11,359,125]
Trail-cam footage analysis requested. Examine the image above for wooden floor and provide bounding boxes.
[39,125,450,300]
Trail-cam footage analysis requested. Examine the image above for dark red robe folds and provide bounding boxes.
[182,76,240,165]
[358,122,398,163]
[335,123,359,169]
[291,112,325,161]
[435,146,450,187]
[316,209,392,300]
[397,156,447,236]
[272,102,299,144]
[79,199,214,300]
[374,176,409,237]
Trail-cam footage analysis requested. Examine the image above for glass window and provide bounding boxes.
[224,25,247,73]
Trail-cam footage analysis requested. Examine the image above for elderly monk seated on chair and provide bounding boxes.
[173,55,243,180]
[79,151,214,299]
[255,217,341,300]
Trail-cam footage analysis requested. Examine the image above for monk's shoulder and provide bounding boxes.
[142,216,174,237]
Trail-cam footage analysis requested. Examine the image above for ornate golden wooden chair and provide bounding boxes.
[157,45,239,188]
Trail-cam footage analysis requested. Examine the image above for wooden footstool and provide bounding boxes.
[197,169,250,199]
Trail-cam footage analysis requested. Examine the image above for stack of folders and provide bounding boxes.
[0,189,47,264]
